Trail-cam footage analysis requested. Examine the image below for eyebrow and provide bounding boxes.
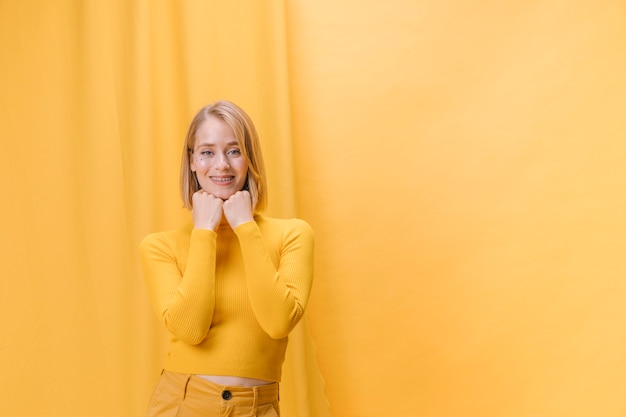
[195,141,240,148]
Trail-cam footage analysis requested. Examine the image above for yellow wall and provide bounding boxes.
[2,1,626,416]
[286,0,626,416]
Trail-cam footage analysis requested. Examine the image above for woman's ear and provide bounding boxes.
[190,153,197,172]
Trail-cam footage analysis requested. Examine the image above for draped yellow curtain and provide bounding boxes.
[4,1,626,416]
[0,1,329,416]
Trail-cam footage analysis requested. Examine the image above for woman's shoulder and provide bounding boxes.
[139,222,193,251]
[255,214,314,237]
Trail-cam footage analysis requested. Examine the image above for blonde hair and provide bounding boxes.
[180,100,267,212]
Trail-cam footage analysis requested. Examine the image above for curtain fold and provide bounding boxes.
[0,1,330,416]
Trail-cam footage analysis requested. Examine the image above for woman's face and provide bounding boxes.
[190,116,249,201]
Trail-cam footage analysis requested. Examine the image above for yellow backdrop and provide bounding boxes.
[2,0,626,416]
[286,0,626,416]
[0,1,328,416]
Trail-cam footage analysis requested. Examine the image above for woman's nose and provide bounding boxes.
[215,153,230,169]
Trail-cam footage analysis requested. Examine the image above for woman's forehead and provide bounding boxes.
[194,118,238,147]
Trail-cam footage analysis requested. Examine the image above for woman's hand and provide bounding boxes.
[192,190,224,230]
[223,190,254,229]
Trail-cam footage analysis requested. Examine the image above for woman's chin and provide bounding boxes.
[200,183,243,200]
[208,189,235,201]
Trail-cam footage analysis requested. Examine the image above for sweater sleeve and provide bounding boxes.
[139,228,217,345]
[234,219,314,339]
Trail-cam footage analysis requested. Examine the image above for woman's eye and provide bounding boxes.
[228,149,241,156]
[200,150,213,156]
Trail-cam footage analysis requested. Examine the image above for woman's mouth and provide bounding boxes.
[210,176,235,184]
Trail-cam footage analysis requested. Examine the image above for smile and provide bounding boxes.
[210,176,235,183]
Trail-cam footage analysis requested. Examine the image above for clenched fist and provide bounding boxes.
[223,190,254,229]
[192,190,224,230]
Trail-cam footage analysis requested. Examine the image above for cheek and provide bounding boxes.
[235,159,249,175]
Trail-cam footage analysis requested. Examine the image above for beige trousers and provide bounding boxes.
[146,370,280,417]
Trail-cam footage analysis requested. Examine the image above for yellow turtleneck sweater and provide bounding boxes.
[139,214,314,382]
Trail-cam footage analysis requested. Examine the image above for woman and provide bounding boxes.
[140,100,314,417]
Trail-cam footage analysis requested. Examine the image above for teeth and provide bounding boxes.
[212,177,233,182]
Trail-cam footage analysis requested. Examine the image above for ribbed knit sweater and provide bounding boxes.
[139,214,314,382]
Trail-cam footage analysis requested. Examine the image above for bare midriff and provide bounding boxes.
[196,375,274,387]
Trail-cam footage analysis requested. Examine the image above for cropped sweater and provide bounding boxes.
[139,214,314,382]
